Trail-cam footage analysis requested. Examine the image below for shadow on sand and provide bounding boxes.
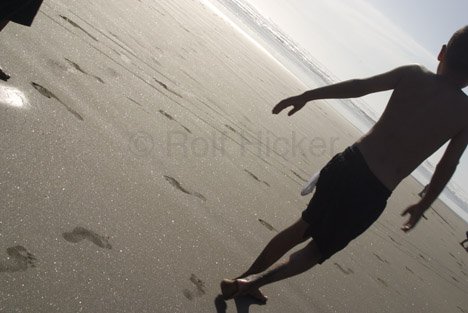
[214,294,266,313]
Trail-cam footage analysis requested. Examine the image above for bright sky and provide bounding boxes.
[242,0,468,210]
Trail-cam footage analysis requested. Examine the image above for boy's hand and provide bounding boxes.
[401,204,426,232]
[272,95,307,116]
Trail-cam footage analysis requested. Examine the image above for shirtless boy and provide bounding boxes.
[221,26,468,303]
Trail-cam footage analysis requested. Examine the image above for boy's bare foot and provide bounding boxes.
[220,278,268,303]
[0,68,10,81]
[248,287,268,303]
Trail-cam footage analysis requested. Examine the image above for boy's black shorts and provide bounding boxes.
[1,0,44,26]
[302,144,391,264]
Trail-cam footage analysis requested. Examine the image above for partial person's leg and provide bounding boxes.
[0,68,9,81]
[238,218,311,278]
[221,219,313,302]
[0,20,9,31]
[0,20,11,82]
[222,239,322,300]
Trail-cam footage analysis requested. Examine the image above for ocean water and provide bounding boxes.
[204,0,376,128]
[203,0,468,222]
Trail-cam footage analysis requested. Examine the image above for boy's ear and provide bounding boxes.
[437,44,447,61]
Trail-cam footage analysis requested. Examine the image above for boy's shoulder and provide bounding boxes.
[391,64,434,85]
[398,64,432,78]
[389,64,433,90]
[400,64,467,99]
[396,63,428,73]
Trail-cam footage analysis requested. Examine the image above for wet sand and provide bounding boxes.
[0,0,467,312]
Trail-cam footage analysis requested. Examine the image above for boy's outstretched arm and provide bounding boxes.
[272,65,418,116]
[401,128,468,232]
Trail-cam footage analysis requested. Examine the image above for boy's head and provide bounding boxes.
[439,26,468,79]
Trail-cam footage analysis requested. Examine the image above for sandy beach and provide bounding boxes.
[0,0,467,312]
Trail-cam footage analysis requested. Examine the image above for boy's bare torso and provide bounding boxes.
[357,65,468,190]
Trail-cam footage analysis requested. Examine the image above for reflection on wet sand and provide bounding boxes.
[0,85,28,108]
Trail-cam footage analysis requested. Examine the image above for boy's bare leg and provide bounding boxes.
[243,240,321,288]
[222,219,311,301]
[238,219,311,278]
[222,240,321,300]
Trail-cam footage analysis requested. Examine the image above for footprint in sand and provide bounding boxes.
[31,82,57,99]
[164,176,207,201]
[225,124,252,144]
[105,67,120,78]
[154,78,183,98]
[46,58,69,72]
[388,235,401,246]
[418,253,428,262]
[373,253,389,264]
[376,277,389,288]
[244,169,270,187]
[182,273,207,300]
[0,246,37,273]
[47,58,104,84]
[59,15,98,42]
[333,262,354,275]
[159,109,174,121]
[64,58,105,84]
[31,82,84,121]
[62,227,112,249]
[244,169,260,182]
[258,219,277,232]
[291,170,307,183]
[158,110,192,133]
